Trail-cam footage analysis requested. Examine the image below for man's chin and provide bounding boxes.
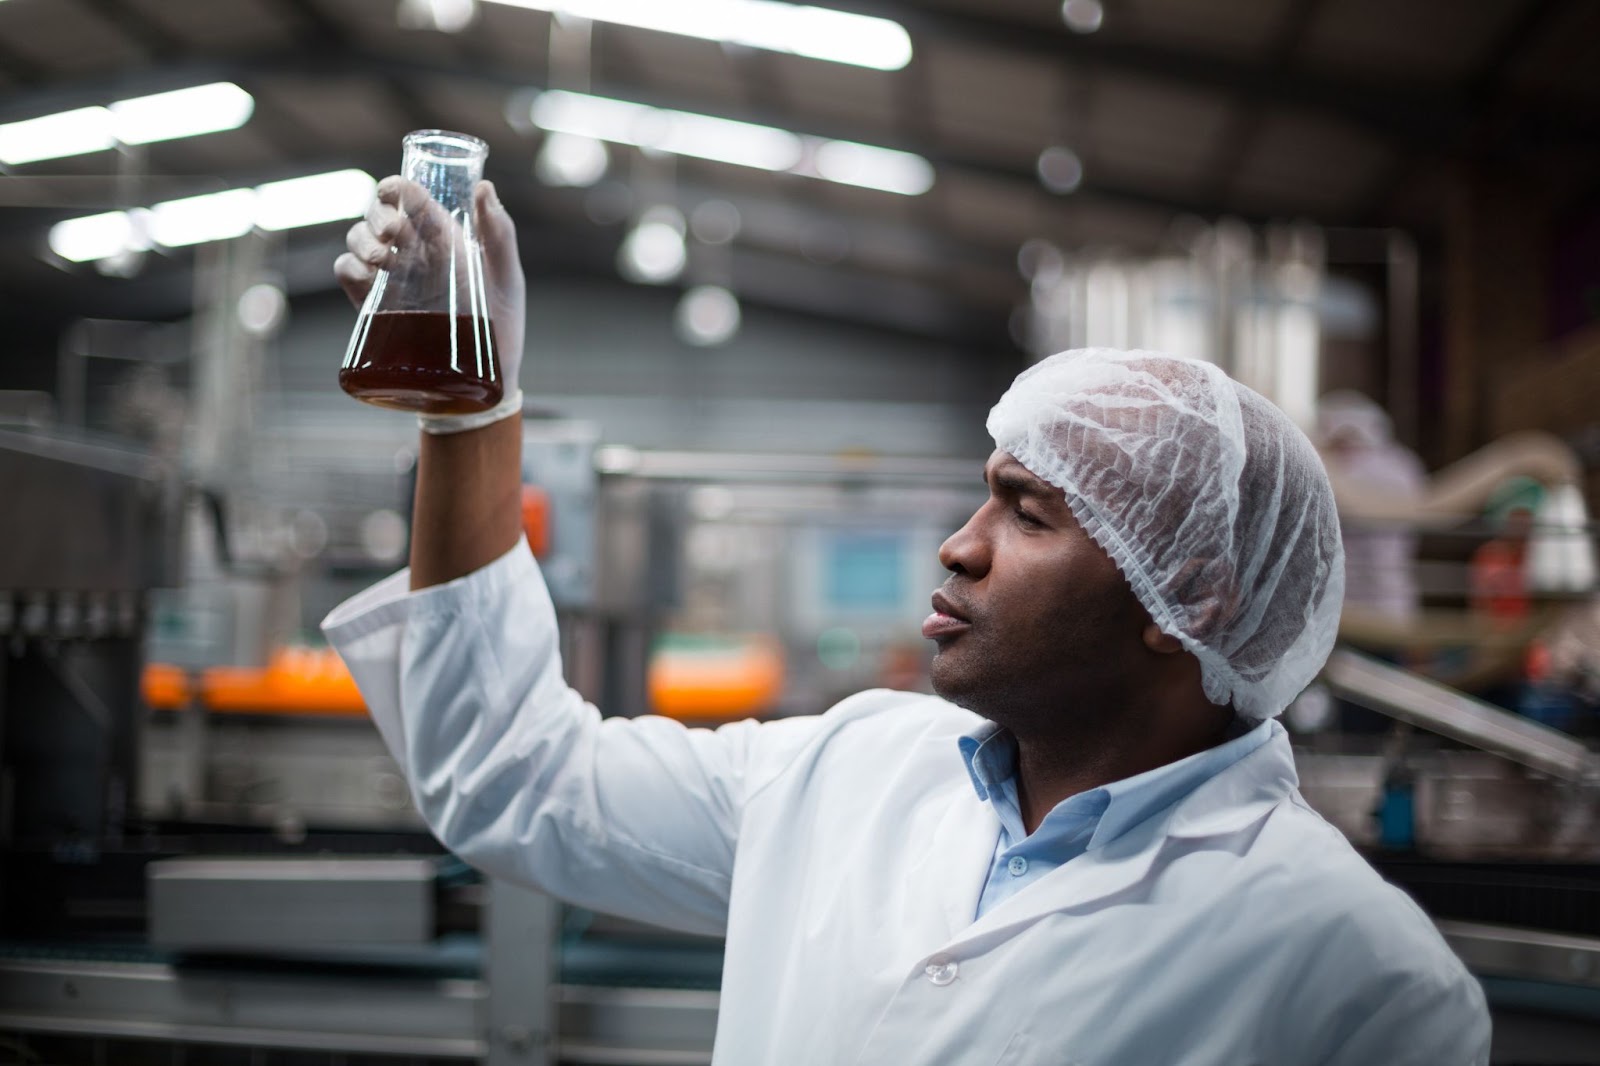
[929,648,981,706]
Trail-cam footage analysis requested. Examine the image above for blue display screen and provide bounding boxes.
[825,532,905,611]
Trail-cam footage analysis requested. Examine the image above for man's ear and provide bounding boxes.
[1141,622,1185,655]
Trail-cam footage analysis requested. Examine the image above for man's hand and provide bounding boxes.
[335,176,527,389]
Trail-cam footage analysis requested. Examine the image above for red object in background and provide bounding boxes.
[1470,539,1530,625]
[521,484,551,558]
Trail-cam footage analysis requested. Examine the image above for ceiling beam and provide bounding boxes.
[1464,0,1570,105]
[71,0,185,63]
[833,0,1600,161]
[1197,0,1326,209]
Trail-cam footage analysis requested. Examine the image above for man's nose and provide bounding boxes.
[938,510,989,577]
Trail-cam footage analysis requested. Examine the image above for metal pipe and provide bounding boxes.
[1323,648,1600,784]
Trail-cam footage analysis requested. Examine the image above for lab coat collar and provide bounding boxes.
[934,722,1298,954]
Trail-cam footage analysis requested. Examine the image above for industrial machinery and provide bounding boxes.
[4,420,1600,1064]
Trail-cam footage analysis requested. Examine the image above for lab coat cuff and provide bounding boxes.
[320,537,537,643]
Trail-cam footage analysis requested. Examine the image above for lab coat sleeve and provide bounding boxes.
[1314,965,1490,1066]
[1289,898,1492,1066]
[322,538,824,937]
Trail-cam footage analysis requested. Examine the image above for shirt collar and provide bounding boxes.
[957,721,1011,802]
[957,716,1275,852]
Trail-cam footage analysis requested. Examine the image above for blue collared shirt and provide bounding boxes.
[959,717,1274,918]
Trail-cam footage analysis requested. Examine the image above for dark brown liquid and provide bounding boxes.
[340,310,502,415]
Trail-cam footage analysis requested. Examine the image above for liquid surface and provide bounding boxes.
[341,310,502,415]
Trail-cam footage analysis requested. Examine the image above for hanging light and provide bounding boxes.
[618,205,687,284]
[676,285,741,347]
[1061,0,1104,34]
[397,0,479,32]
[535,131,610,187]
[1036,146,1084,195]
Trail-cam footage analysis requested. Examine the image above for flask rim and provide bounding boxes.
[403,129,489,163]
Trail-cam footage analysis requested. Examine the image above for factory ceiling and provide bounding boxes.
[1,0,1598,343]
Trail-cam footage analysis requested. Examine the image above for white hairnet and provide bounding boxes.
[987,348,1345,723]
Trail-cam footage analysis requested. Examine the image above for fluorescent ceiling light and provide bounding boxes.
[530,90,933,194]
[110,83,254,146]
[0,82,254,165]
[658,111,801,170]
[48,210,150,263]
[47,169,376,263]
[487,0,911,70]
[0,107,115,165]
[533,90,801,170]
[255,170,378,230]
[812,139,934,196]
[148,189,258,247]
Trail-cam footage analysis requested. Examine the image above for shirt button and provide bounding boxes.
[924,958,959,986]
[1007,855,1029,877]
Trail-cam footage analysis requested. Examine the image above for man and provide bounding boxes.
[326,178,1489,1064]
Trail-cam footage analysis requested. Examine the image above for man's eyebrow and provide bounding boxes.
[986,466,1056,501]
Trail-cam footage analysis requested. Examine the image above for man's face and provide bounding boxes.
[926,450,1154,735]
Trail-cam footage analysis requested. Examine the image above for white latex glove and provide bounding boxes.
[335,176,527,390]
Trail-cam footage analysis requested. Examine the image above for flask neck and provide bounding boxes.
[401,130,488,211]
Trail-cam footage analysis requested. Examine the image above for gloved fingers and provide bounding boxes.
[371,175,455,259]
[333,250,376,309]
[346,217,392,268]
[473,181,523,290]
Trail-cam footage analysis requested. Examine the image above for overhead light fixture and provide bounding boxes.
[485,0,912,71]
[0,107,114,165]
[147,188,257,247]
[47,210,151,264]
[47,169,377,263]
[398,0,479,32]
[528,89,933,195]
[237,281,289,337]
[1061,0,1104,34]
[535,131,610,186]
[255,170,378,230]
[533,90,803,171]
[689,200,741,245]
[0,82,255,165]
[813,139,934,196]
[109,83,255,146]
[1036,145,1084,194]
[618,205,687,284]
[676,284,741,346]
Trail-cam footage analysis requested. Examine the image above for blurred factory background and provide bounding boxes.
[2,0,1600,1063]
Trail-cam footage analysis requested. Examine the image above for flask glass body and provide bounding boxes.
[340,130,502,414]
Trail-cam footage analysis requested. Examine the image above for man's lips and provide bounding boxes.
[923,589,972,640]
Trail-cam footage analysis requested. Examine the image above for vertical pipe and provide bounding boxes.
[1387,231,1420,452]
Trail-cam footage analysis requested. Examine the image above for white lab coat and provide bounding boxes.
[324,541,1490,1065]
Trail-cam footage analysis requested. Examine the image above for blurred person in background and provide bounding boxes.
[1316,389,1428,626]
[322,178,1488,1065]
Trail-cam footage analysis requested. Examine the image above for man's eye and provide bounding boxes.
[1014,508,1044,528]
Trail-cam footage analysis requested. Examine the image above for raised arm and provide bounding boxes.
[335,176,527,588]
[325,176,826,934]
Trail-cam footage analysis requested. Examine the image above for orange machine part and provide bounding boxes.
[521,484,551,558]
[648,638,785,723]
[202,647,367,716]
[142,648,367,717]
[141,662,191,710]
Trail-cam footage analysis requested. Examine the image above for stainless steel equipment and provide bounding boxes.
[148,857,437,954]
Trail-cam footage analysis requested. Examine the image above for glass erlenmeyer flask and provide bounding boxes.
[340,130,502,414]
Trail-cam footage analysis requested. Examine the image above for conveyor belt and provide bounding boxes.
[0,932,723,991]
